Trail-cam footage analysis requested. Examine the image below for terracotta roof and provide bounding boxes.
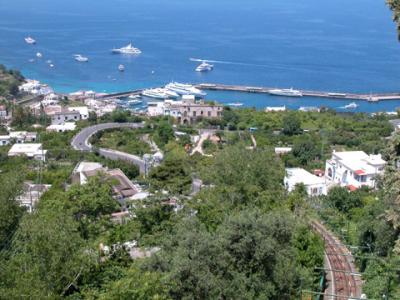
[355,169,366,175]
[348,185,358,192]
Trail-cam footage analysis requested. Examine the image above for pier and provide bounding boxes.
[195,83,400,102]
[96,89,144,99]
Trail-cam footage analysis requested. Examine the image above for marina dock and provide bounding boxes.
[195,83,400,102]
[84,83,400,103]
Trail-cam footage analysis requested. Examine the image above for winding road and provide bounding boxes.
[311,221,363,300]
[71,122,147,173]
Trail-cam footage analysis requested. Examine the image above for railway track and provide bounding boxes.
[311,221,362,300]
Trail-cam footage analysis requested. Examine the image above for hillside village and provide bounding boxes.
[0,65,400,298]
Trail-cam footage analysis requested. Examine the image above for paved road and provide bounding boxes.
[71,122,147,173]
[311,221,362,300]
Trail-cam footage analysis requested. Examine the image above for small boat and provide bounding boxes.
[128,99,143,105]
[128,94,141,99]
[227,102,243,107]
[111,43,142,55]
[196,61,214,72]
[36,52,42,58]
[25,37,36,44]
[74,54,89,62]
[49,64,54,68]
[118,64,125,72]
[269,88,303,97]
[344,102,358,109]
[46,60,52,64]
[28,59,35,63]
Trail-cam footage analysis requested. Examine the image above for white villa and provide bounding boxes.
[284,168,327,197]
[325,151,386,189]
[8,143,47,161]
[46,122,77,132]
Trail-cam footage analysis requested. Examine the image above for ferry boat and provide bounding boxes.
[25,37,36,44]
[269,88,303,97]
[74,54,89,62]
[196,61,214,72]
[165,82,206,97]
[344,102,358,109]
[111,43,142,55]
[118,64,125,72]
[165,89,180,99]
[142,88,171,99]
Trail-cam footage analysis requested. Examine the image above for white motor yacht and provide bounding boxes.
[118,64,125,72]
[36,52,42,58]
[196,61,214,72]
[344,102,358,109]
[129,94,141,99]
[74,54,89,62]
[25,37,36,44]
[268,88,303,97]
[111,43,142,55]
[227,102,243,107]
[165,82,206,97]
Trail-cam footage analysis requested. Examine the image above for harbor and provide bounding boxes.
[92,83,400,103]
[195,83,400,102]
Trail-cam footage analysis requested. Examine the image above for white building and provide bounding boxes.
[19,80,54,95]
[284,168,327,196]
[0,105,7,118]
[16,182,51,213]
[147,101,166,117]
[275,147,292,155]
[42,93,61,106]
[72,161,104,185]
[265,106,286,112]
[325,151,386,189]
[68,106,89,120]
[8,143,47,161]
[46,122,77,132]
[51,109,81,125]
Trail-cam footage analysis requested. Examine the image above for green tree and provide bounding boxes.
[282,112,302,135]
[0,211,96,298]
[155,121,175,147]
[324,186,362,214]
[0,173,24,249]
[291,135,319,165]
[147,210,313,299]
[97,266,169,300]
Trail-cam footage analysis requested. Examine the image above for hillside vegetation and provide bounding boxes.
[0,64,24,98]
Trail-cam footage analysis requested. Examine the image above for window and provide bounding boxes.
[201,111,204,115]
[193,111,196,117]
[208,111,211,117]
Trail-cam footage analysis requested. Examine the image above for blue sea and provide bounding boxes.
[1,0,400,112]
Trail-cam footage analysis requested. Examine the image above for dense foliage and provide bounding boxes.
[0,104,398,299]
[0,64,24,98]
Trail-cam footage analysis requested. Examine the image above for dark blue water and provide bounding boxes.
[1,0,400,112]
